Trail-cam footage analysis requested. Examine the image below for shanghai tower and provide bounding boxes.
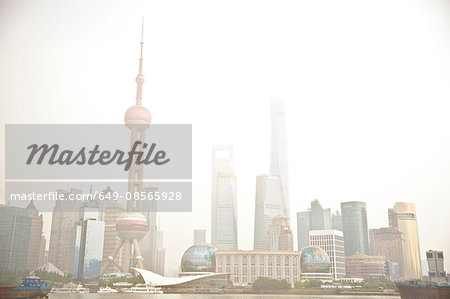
[270,98,290,223]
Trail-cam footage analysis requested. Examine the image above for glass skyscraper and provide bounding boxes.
[253,174,282,250]
[340,201,369,256]
[78,219,105,279]
[0,206,31,272]
[296,211,310,250]
[211,145,238,250]
[270,98,290,224]
[391,202,422,279]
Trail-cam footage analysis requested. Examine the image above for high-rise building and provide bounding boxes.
[297,211,310,251]
[38,235,46,267]
[391,202,422,279]
[266,215,293,251]
[0,206,31,272]
[345,253,386,280]
[142,225,165,275]
[270,98,290,223]
[310,199,325,230]
[98,186,126,274]
[368,228,378,256]
[426,250,447,283]
[68,224,82,278]
[77,218,105,279]
[211,145,237,250]
[254,174,282,250]
[25,202,44,270]
[297,199,333,251]
[332,211,343,231]
[193,229,206,245]
[48,189,83,272]
[341,201,369,256]
[373,227,406,277]
[309,230,346,280]
[388,208,398,228]
[68,205,105,279]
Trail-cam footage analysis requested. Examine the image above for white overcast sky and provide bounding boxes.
[1,0,450,273]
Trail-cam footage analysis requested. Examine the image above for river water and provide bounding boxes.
[48,294,400,299]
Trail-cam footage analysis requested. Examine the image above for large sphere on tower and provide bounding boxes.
[116,212,148,241]
[124,105,151,125]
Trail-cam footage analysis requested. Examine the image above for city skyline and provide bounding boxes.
[1,0,450,273]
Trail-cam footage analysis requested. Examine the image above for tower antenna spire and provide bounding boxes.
[136,17,145,105]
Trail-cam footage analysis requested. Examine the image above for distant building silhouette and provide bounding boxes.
[296,211,310,250]
[26,201,45,271]
[270,98,290,224]
[0,206,31,272]
[297,199,335,251]
[266,215,293,251]
[193,229,206,245]
[254,174,282,250]
[48,189,83,273]
[332,210,343,231]
[211,145,238,250]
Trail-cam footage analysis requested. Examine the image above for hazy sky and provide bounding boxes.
[1,0,450,273]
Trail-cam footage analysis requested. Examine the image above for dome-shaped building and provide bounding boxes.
[180,243,217,273]
[300,246,331,274]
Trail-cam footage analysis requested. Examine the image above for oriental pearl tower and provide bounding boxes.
[101,22,150,275]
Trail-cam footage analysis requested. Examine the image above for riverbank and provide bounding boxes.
[224,288,399,296]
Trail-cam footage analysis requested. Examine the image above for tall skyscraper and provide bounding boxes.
[193,229,206,245]
[426,250,447,283]
[368,228,378,256]
[296,199,333,251]
[142,225,165,275]
[211,145,238,250]
[373,227,407,278]
[101,23,151,274]
[310,199,332,230]
[296,211,310,250]
[253,174,282,250]
[98,186,126,274]
[310,199,325,230]
[270,98,290,223]
[0,206,31,272]
[309,229,346,280]
[390,202,422,279]
[388,208,398,228]
[77,218,105,279]
[340,201,369,256]
[332,211,343,231]
[266,215,293,251]
[25,201,44,271]
[48,189,83,272]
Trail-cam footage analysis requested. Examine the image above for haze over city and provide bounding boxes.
[1,0,450,275]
